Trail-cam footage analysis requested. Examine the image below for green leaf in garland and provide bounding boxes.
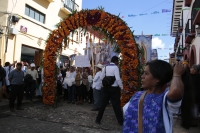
[98,6,105,11]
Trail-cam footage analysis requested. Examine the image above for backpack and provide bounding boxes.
[102,66,115,87]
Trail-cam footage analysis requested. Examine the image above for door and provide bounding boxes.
[34,50,43,67]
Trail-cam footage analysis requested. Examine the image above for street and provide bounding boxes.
[0,99,200,133]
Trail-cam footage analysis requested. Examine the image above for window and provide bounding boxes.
[25,5,45,23]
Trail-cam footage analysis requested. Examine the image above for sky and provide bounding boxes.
[82,0,174,60]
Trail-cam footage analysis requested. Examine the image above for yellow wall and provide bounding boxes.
[0,0,8,63]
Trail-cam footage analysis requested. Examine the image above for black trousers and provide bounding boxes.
[9,84,24,109]
[26,80,36,101]
[96,86,123,124]
[81,84,87,100]
[88,87,93,103]
[57,82,62,96]
[64,89,68,100]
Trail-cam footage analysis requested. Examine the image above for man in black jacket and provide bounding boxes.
[0,59,6,102]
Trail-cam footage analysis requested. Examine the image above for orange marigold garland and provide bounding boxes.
[43,9,141,106]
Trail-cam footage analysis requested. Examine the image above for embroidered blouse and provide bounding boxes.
[123,89,182,133]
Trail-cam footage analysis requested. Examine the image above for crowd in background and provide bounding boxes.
[56,64,103,111]
[0,59,104,112]
[0,60,43,104]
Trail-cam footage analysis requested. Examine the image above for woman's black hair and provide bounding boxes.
[180,69,194,129]
[146,60,173,88]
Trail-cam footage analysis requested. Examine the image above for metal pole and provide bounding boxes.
[5,15,11,53]
[90,38,95,77]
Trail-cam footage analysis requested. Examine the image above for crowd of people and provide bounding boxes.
[0,57,200,132]
[0,59,43,111]
[56,62,103,111]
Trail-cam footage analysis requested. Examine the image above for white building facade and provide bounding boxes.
[0,0,86,67]
[171,0,200,66]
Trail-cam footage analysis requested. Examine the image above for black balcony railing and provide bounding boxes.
[64,0,79,12]
[175,31,180,43]
[185,19,195,39]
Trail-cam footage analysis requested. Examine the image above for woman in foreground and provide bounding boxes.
[123,60,186,133]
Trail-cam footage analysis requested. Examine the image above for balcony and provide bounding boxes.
[185,19,195,43]
[46,0,54,2]
[175,32,180,43]
[174,41,178,52]
[174,42,178,47]
[175,36,180,43]
[174,47,177,52]
[178,19,183,33]
[185,0,192,7]
[60,0,79,14]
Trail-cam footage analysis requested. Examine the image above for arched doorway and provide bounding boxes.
[189,45,196,66]
[43,9,140,106]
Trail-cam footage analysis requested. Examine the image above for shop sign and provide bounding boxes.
[20,25,27,33]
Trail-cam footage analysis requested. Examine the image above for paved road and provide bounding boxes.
[0,100,200,133]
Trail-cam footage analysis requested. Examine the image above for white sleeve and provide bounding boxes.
[166,98,182,115]
[114,67,123,90]
[100,67,105,80]
[123,102,130,115]
[163,91,182,133]
[93,73,100,82]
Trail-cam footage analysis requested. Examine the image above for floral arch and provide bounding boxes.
[43,9,142,106]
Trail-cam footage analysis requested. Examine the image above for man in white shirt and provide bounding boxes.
[3,62,14,99]
[26,63,38,102]
[95,56,124,126]
[67,67,76,104]
[91,64,103,111]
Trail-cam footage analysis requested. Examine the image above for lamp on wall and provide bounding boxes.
[11,15,20,23]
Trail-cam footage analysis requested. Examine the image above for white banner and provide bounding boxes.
[75,55,91,67]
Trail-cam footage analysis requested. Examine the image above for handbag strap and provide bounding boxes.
[138,91,147,133]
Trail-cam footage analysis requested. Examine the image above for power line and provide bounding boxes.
[126,0,169,22]
[141,0,169,14]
